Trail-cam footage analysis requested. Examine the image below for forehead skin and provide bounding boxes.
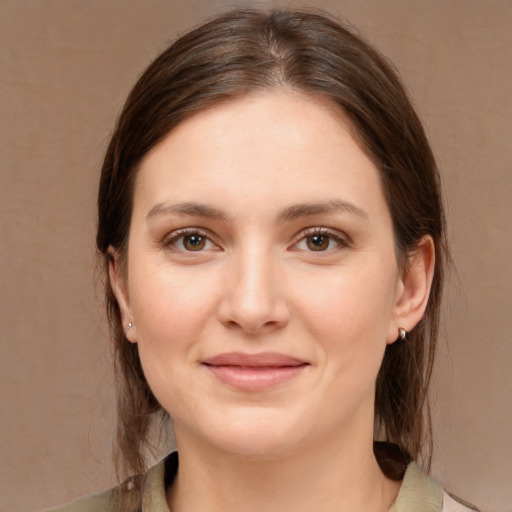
[133,89,392,241]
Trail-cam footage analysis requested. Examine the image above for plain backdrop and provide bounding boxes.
[1,1,511,511]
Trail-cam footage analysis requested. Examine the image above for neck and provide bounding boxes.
[167,426,400,512]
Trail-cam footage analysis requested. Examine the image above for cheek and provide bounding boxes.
[128,263,221,357]
[290,262,397,363]
[127,265,224,413]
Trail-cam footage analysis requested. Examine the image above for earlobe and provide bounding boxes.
[387,236,435,344]
[108,247,137,343]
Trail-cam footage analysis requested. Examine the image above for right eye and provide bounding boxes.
[164,229,218,252]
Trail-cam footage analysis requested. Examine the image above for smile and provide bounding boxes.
[201,352,310,392]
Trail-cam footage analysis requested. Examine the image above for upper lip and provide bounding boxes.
[202,352,308,367]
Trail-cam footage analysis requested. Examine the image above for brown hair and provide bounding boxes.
[97,7,447,508]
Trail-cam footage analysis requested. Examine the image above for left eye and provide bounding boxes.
[165,231,217,252]
[181,234,208,251]
[294,231,346,252]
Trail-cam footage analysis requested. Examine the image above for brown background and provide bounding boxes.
[1,1,511,511]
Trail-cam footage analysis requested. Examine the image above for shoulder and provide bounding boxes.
[443,491,480,512]
[43,487,117,512]
[43,452,177,512]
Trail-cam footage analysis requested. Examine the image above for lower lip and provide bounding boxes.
[204,364,308,392]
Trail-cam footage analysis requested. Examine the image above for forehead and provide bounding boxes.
[134,90,388,222]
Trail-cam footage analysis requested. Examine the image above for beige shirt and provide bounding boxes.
[47,453,477,512]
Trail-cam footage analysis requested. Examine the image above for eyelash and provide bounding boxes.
[162,227,350,253]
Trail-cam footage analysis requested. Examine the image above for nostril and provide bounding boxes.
[221,316,288,335]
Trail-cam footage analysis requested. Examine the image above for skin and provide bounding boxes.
[111,90,435,512]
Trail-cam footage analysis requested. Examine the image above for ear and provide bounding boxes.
[387,236,435,344]
[108,247,137,343]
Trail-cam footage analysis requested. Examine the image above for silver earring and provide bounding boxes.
[125,322,133,334]
[398,327,408,341]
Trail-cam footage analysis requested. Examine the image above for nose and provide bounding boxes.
[216,246,290,335]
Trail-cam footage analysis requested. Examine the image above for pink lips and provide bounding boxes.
[202,352,309,392]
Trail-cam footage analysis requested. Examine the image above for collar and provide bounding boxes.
[141,453,173,512]
[389,462,443,512]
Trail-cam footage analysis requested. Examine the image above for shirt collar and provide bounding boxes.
[389,462,443,512]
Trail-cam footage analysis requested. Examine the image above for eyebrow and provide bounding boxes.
[147,201,229,221]
[277,200,369,222]
[146,199,368,222]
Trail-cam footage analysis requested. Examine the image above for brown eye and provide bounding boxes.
[306,234,331,251]
[183,234,206,251]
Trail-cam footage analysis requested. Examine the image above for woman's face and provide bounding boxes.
[114,91,426,459]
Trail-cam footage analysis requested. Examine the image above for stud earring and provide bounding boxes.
[398,327,408,341]
[125,322,133,334]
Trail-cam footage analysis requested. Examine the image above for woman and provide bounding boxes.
[51,8,475,512]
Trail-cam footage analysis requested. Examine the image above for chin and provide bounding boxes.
[175,405,313,461]
[210,432,302,462]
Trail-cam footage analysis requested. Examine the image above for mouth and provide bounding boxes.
[201,352,310,392]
